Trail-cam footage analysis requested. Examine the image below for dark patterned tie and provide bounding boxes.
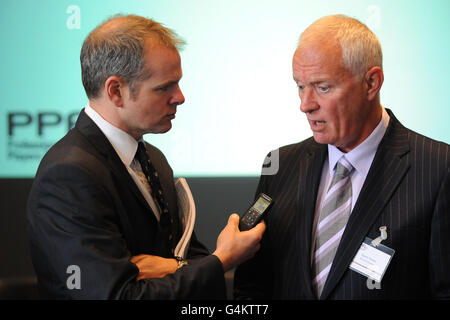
[135,142,171,229]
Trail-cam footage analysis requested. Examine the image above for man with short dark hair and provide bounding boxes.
[27,14,265,299]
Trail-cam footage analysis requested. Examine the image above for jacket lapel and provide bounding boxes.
[296,140,327,299]
[320,110,410,299]
[74,110,157,219]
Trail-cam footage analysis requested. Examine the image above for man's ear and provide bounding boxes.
[104,76,126,107]
[365,66,384,101]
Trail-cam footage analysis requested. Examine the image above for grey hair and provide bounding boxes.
[299,14,383,78]
[80,14,185,99]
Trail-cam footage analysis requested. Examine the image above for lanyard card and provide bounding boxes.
[349,237,395,283]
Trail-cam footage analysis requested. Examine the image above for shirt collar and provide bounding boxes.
[328,107,390,177]
[84,103,139,166]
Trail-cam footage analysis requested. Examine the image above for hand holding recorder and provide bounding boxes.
[213,193,273,271]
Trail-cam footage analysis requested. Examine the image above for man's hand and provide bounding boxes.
[212,213,266,272]
[130,254,178,280]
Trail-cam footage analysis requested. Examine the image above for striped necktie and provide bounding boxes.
[312,157,354,298]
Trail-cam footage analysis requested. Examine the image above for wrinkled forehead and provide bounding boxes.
[292,40,354,84]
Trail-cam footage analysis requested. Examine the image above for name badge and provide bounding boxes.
[349,237,395,283]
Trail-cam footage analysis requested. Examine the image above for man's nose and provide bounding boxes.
[172,85,185,106]
[299,88,318,114]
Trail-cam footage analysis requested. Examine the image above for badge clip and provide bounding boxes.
[371,226,387,247]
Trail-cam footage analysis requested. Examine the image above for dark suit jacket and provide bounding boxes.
[234,109,450,299]
[27,110,226,299]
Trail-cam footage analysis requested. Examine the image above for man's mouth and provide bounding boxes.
[309,119,326,131]
[310,119,326,126]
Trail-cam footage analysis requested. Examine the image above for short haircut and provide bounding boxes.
[80,14,185,99]
[299,14,383,78]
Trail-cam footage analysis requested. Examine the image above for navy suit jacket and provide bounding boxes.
[234,109,450,299]
[27,110,226,299]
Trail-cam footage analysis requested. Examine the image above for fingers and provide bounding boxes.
[251,220,266,236]
[130,254,147,263]
[239,219,266,239]
[227,213,266,234]
[228,213,240,228]
[199,212,268,273]
[228,213,240,222]
[245,221,265,249]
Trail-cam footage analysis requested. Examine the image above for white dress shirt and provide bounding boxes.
[84,104,161,220]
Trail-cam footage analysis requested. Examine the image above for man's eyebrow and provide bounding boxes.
[155,79,179,88]
[292,76,330,85]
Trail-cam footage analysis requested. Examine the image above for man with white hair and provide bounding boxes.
[234,14,449,300]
